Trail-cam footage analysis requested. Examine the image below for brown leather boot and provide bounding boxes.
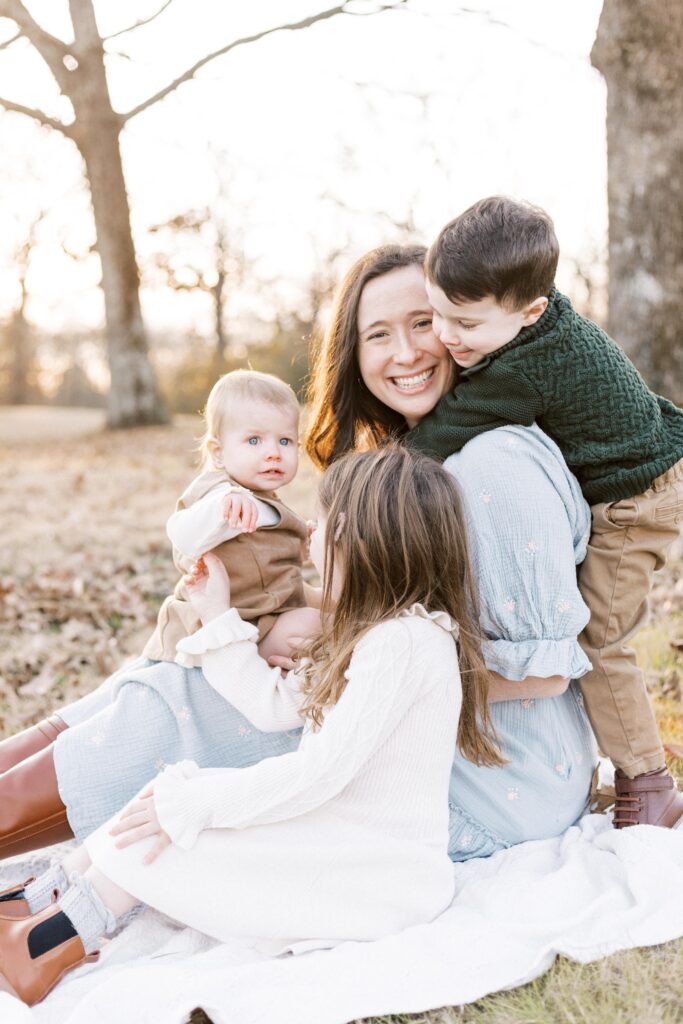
[0,746,74,858]
[0,901,97,1004]
[613,767,683,828]
[0,878,34,919]
[0,714,68,774]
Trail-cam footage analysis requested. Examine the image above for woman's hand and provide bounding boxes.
[110,786,171,865]
[184,550,231,624]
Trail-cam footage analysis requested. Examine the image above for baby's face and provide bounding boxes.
[426,280,547,369]
[213,399,299,491]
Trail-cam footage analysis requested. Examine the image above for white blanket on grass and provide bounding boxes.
[2,814,683,1024]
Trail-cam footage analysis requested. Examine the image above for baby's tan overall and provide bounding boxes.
[143,470,308,663]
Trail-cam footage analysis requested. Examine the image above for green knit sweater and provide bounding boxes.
[406,288,683,504]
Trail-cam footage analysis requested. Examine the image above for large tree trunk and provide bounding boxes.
[69,0,167,427]
[7,306,32,405]
[591,0,683,402]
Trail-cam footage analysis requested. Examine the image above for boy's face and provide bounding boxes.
[211,399,299,492]
[425,280,547,369]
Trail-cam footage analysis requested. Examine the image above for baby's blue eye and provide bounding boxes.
[279,438,290,446]
[248,436,259,445]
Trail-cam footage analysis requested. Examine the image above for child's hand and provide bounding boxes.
[223,492,258,533]
[301,520,316,561]
[184,551,231,623]
[110,785,171,865]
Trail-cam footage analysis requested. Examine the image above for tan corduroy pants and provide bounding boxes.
[577,457,683,778]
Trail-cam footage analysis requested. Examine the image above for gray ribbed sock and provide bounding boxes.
[24,861,69,913]
[58,872,117,954]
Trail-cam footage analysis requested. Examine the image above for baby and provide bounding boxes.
[143,369,321,666]
[407,195,683,830]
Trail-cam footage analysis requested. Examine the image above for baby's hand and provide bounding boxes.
[223,492,258,533]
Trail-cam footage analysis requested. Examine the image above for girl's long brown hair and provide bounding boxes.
[299,446,505,767]
[305,244,428,471]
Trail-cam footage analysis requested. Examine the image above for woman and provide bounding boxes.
[0,245,595,863]
[1,448,499,1005]
[306,243,596,857]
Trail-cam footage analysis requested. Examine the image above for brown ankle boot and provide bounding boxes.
[0,715,68,774]
[0,746,74,858]
[613,767,683,828]
[0,878,34,919]
[0,901,97,1005]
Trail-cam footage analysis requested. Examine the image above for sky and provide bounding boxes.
[0,0,606,347]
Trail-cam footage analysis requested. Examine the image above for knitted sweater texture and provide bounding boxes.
[406,289,683,504]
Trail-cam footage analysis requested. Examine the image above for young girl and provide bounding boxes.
[0,369,320,855]
[0,447,502,1006]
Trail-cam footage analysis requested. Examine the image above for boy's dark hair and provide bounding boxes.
[426,196,559,310]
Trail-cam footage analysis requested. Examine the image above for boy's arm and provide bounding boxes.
[405,363,545,461]
[167,484,279,560]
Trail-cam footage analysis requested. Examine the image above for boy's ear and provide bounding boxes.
[207,437,224,468]
[521,296,548,326]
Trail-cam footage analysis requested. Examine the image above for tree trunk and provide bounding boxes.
[8,307,31,405]
[69,0,168,427]
[591,0,683,401]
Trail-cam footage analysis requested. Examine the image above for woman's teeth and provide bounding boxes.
[392,368,434,391]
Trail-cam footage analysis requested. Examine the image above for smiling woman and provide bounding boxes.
[356,263,453,428]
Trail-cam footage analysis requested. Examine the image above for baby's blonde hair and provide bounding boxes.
[199,370,300,471]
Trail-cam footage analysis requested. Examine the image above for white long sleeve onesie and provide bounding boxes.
[86,605,461,947]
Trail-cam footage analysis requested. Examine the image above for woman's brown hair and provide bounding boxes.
[305,244,427,471]
[299,446,504,767]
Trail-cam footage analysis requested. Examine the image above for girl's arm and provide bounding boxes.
[167,484,279,560]
[176,608,305,732]
[487,672,569,702]
[154,617,459,850]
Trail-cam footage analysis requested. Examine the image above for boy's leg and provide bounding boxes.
[577,462,683,823]
[257,607,323,663]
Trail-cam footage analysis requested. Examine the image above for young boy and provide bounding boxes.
[407,196,683,829]
[143,369,321,667]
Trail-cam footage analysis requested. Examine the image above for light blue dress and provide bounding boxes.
[55,425,596,860]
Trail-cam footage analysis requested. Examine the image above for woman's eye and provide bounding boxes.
[366,331,388,342]
[415,319,432,329]
[247,436,260,445]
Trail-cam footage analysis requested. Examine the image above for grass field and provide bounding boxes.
[1,407,682,1024]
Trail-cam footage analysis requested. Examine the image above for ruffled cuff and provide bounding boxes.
[153,760,207,851]
[176,607,259,658]
[482,637,592,682]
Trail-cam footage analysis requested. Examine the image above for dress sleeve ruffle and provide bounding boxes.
[482,636,592,682]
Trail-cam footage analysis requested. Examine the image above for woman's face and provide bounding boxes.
[356,264,453,428]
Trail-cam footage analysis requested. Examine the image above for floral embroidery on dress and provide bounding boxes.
[155,758,167,771]
[238,724,252,737]
[525,540,539,555]
[89,731,105,747]
[480,492,492,504]
[176,706,192,722]
[520,698,534,709]
[503,435,519,448]
[503,597,516,611]
[556,600,572,613]
[506,787,520,801]
[459,832,473,849]
[555,763,567,776]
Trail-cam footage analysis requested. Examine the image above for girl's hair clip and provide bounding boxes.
[333,512,346,543]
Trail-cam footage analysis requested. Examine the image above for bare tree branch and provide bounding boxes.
[122,1,407,122]
[0,28,22,51]
[102,0,175,42]
[0,0,71,89]
[0,94,73,135]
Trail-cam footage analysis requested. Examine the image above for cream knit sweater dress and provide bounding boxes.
[85,604,461,948]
